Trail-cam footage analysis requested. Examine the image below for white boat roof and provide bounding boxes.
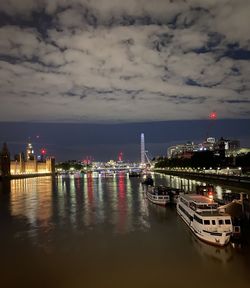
[181,194,217,205]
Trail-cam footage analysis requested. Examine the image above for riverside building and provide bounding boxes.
[167,137,242,159]
[0,142,55,177]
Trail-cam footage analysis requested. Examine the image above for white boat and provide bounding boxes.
[177,194,233,246]
[146,186,170,206]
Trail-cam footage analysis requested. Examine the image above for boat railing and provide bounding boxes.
[148,191,169,199]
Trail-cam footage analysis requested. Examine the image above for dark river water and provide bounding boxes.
[0,172,250,288]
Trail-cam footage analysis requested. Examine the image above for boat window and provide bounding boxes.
[204,220,210,225]
[194,215,203,224]
[196,204,218,210]
[189,202,196,210]
[197,204,210,210]
[212,220,216,225]
[218,219,224,225]
[179,205,192,220]
[225,219,231,225]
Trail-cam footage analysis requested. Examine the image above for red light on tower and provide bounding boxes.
[209,112,217,120]
[41,148,46,155]
[118,152,123,162]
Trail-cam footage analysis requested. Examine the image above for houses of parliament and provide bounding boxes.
[0,142,55,178]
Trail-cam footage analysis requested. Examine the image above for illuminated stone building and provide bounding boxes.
[1,142,55,177]
[10,157,55,175]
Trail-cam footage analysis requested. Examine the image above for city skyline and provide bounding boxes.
[0,1,250,160]
[1,119,250,162]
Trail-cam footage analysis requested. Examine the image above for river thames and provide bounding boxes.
[0,173,249,288]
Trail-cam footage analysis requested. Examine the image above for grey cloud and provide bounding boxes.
[221,99,250,104]
[0,0,249,123]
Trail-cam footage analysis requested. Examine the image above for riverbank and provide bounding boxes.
[154,169,250,189]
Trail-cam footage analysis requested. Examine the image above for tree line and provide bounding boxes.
[154,151,250,172]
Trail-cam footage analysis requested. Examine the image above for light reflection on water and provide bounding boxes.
[0,173,249,288]
[48,172,149,234]
[10,177,52,229]
[153,172,250,198]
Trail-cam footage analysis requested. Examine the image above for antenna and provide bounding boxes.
[206,111,217,140]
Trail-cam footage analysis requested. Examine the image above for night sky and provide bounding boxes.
[0,1,250,161]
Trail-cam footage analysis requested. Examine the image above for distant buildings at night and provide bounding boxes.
[0,142,11,177]
[167,137,249,159]
[0,142,55,177]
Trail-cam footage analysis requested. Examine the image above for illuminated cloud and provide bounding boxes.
[0,0,249,123]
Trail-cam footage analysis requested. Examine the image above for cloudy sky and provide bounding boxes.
[0,0,250,160]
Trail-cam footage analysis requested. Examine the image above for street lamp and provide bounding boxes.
[238,167,242,176]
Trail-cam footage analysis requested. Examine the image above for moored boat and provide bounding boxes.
[146,186,170,206]
[168,188,183,204]
[177,194,233,246]
[141,174,154,186]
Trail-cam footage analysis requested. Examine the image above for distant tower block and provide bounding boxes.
[141,133,145,164]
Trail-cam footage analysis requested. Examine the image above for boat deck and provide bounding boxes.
[183,194,216,204]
